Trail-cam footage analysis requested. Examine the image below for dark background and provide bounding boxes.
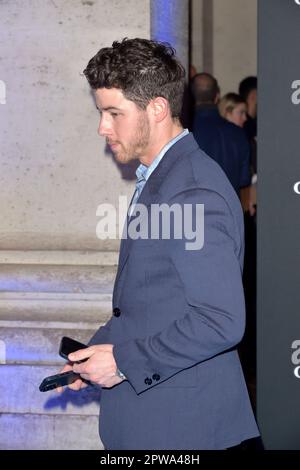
[258,0,300,449]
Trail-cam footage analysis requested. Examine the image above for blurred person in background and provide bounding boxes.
[219,92,248,129]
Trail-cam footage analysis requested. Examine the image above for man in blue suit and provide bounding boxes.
[192,73,251,195]
[61,38,259,449]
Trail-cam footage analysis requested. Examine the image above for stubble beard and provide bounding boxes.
[114,113,150,164]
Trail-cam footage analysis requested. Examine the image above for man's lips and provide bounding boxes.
[107,141,119,151]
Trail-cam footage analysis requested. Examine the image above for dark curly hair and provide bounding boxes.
[83,38,186,119]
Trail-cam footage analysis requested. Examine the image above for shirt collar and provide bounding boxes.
[135,128,189,182]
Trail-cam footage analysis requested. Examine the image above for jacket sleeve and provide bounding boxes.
[88,321,113,347]
[113,188,246,394]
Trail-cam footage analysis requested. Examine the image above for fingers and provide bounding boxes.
[68,344,114,363]
[57,344,119,389]
[55,375,87,393]
[55,364,73,393]
[55,347,102,393]
[68,378,88,391]
[68,346,96,363]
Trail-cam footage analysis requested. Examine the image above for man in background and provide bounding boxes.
[192,72,251,196]
[239,76,257,144]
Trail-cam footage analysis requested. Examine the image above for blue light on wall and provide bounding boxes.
[151,0,178,47]
[150,0,189,74]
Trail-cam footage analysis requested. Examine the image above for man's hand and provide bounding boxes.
[55,362,88,393]
[240,185,256,216]
[69,344,124,388]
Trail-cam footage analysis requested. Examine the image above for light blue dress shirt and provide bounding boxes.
[129,129,189,214]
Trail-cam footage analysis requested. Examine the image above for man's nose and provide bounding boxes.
[98,115,111,136]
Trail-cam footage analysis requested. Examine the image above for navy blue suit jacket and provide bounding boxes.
[192,106,251,194]
[90,133,259,449]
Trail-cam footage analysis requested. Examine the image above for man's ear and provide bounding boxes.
[149,97,169,122]
[214,92,220,105]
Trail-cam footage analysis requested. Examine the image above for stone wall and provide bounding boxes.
[0,0,150,252]
[191,0,257,95]
[213,0,257,94]
[0,0,150,450]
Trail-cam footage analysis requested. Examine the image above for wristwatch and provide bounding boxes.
[116,368,126,380]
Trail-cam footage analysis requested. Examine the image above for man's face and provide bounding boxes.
[95,88,151,164]
[247,89,257,116]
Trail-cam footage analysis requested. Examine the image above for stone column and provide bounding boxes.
[150,0,190,75]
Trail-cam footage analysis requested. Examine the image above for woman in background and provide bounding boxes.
[220,93,257,401]
[219,92,256,215]
[219,92,248,128]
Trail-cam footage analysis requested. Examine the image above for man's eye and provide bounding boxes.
[111,113,119,118]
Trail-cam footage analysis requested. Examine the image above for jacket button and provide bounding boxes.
[113,307,121,317]
[152,374,160,381]
[144,377,152,385]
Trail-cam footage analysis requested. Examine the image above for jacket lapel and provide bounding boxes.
[114,133,199,291]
